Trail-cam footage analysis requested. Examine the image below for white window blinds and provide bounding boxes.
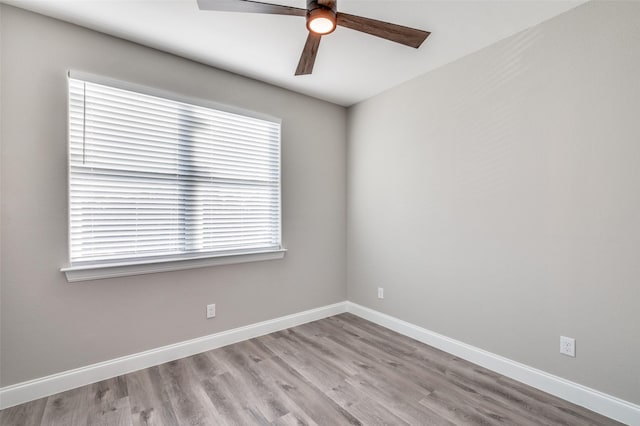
[68,76,282,266]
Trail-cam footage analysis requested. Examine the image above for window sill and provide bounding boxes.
[60,249,287,282]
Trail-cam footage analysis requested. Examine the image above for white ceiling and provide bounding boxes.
[5,0,583,106]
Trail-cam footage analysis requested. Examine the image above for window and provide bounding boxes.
[62,73,284,281]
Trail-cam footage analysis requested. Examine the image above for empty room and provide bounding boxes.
[0,0,638,424]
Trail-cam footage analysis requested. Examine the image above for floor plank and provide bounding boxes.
[0,313,624,425]
[127,366,180,426]
[157,358,221,425]
[86,397,132,426]
[0,397,47,426]
[39,386,89,426]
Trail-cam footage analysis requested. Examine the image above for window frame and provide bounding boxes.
[61,71,286,282]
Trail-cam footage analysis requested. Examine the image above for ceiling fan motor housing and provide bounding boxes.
[306,0,337,35]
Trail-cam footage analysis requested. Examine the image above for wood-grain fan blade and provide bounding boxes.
[336,13,430,48]
[295,32,322,75]
[197,0,306,16]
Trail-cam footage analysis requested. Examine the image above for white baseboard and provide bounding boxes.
[0,301,348,410]
[2,300,637,425]
[345,302,640,426]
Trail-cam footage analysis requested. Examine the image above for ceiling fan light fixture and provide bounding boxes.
[307,8,336,35]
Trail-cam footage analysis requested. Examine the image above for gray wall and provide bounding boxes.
[347,1,640,404]
[0,5,347,387]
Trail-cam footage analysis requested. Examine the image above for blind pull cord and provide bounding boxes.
[82,82,87,165]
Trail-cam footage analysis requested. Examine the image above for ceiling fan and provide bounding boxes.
[197,0,431,75]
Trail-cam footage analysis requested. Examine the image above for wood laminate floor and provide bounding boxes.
[0,313,623,426]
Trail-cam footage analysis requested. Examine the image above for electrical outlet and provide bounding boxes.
[560,336,575,357]
[206,303,216,319]
[377,287,384,299]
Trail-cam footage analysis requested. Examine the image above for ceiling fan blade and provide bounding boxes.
[197,0,306,16]
[295,32,322,76]
[336,13,430,48]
